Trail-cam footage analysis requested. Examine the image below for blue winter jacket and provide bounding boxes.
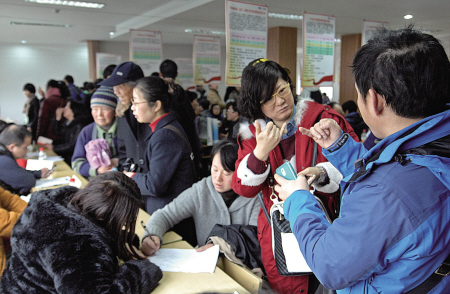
[284,110,450,293]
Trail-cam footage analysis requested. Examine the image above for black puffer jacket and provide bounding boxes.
[0,186,162,293]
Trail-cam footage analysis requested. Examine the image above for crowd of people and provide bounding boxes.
[0,27,449,293]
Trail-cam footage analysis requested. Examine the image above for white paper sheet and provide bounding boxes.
[148,245,220,273]
[26,159,54,170]
[35,176,71,189]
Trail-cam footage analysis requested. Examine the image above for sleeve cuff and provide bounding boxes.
[325,132,349,153]
[236,153,270,187]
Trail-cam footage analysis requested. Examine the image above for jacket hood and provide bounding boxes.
[363,109,450,190]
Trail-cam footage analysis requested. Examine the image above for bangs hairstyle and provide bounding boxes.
[69,171,144,261]
[210,139,238,173]
[134,76,173,113]
[352,26,450,118]
[239,59,293,120]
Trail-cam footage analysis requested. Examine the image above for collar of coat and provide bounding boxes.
[239,98,314,140]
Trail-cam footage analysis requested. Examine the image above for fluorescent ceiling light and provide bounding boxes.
[185,29,225,35]
[24,0,105,9]
[11,21,72,28]
[269,13,303,20]
[404,15,413,19]
[21,40,27,44]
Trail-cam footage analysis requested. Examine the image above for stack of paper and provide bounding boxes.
[148,245,220,273]
[35,176,71,189]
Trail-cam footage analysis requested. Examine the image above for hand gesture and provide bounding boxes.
[141,235,161,256]
[55,107,64,121]
[274,173,309,201]
[253,121,287,161]
[299,118,343,149]
[38,86,45,97]
[97,164,114,174]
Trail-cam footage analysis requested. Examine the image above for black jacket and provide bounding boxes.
[117,108,152,173]
[51,117,89,165]
[0,186,162,293]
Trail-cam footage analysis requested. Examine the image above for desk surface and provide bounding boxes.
[151,241,250,294]
[30,148,89,190]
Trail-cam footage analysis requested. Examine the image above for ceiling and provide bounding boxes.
[1,0,450,46]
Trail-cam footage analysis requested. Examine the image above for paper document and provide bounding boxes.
[26,159,54,170]
[148,245,220,273]
[35,176,71,189]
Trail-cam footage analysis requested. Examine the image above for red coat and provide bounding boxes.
[232,100,358,293]
[37,94,66,142]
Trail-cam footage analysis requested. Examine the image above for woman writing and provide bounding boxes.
[125,76,196,245]
[1,172,162,293]
[232,59,358,293]
[140,139,259,255]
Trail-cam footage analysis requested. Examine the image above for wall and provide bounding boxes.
[0,43,89,123]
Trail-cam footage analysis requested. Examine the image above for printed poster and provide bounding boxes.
[129,30,163,76]
[96,53,121,79]
[193,35,221,85]
[302,12,335,87]
[174,58,195,91]
[362,20,389,45]
[225,0,268,86]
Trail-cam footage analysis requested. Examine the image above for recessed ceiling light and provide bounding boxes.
[21,40,27,44]
[24,0,105,9]
[109,31,115,36]
[404,15,413,20]
[11,21,72,28]
[185,29,225,35]
[269,13,303,20]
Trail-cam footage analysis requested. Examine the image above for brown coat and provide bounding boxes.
[0,187,27,275]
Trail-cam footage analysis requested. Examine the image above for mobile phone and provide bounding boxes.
[45,165,56,177]
[276,162,297,181]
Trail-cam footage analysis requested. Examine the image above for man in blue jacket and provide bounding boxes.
[274,27,450,293]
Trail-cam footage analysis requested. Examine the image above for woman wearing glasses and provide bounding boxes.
[232,59,358,293]
[124,76,197,246]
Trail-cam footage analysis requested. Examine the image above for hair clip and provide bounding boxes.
[252,58,268,66]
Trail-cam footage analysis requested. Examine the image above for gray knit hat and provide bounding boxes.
[90,86,118,110]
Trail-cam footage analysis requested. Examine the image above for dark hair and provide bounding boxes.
[69,172,144,261]
[200,99,210,110]
[68,100,88,118]
[64,75,74,84]
[342,100,357,113]
[134,76,173,113]
[223,86,236,102]
[226,101,238,114]
[0,124,31,146]
[150,72,160,77]
[239,58,294,120]
[185,90,198,103]
[159,59,178,79]
[103,64,117,79]
[47,79,71,100]
[352,26,450,118]
[210,139,239,173]
[23,83,36,93]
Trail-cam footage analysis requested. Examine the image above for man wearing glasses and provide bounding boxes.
[0,125,51,195]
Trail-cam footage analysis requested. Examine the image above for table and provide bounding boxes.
[150,241,250,294]
[30,150,89,191]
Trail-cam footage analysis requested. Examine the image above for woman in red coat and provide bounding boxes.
[231,59,358,293]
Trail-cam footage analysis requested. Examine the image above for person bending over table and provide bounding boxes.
[141,139,259,256]
[1,171,162,293]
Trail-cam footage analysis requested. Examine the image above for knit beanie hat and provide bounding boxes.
[90,86,118,110]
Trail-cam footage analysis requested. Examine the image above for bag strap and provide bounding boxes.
[405,253,450,294]
[163,124,197,179]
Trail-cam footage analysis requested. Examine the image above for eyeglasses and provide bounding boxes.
[131,100,147,106]
[260,83,291,107]
[227,109,235,113]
